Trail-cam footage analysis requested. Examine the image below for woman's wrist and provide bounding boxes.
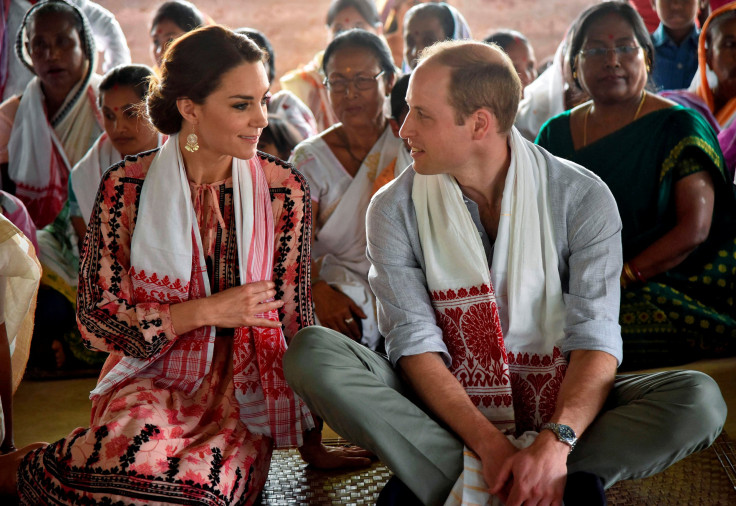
[620,261,646,288]
[170,297,208,335]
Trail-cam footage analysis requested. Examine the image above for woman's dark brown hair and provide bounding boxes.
[146,25,265,134]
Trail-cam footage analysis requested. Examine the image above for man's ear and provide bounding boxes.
[176,97,198,125]
[470,108,495,140]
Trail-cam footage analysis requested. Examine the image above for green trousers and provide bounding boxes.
[284,327,727,506]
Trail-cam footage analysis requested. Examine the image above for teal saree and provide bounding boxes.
[537,105,736,369]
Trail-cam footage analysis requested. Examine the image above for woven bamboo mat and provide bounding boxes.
[260,439,390,505]
[606,432,736,505]
[261,433,736,505]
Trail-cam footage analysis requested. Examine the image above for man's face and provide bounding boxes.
[399,62,473,176]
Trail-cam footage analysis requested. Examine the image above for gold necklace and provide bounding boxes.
[583,90,647,147]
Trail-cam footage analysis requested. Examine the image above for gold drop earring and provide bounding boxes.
[185,130,199,152]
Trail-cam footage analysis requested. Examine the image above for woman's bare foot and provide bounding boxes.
[0,442,47,496]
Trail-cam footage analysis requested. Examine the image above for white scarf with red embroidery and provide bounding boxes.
[8,73,102,228]
[412,128,567,435]
[91,134,314,447]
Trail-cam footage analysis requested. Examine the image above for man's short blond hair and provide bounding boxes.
[417,40,522,133]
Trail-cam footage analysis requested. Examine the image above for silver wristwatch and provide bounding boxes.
[541,422,577,453]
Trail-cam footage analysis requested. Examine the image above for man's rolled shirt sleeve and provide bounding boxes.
[366,174,451,367]
[558,174,624,365]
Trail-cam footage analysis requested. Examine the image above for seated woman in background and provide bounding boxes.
[402,1,471,71]
[0,0,103,227]
[280,0,383,132]
[150,0,205,68]
[290,29,402,350]
[536,1,736,369]
[237,27,318,158]
[0,25,369,504]
[484,29,538,90]
[70,64,161,234]
[0,0,106,374]
[693,3,736,128]
[2,0,131,102]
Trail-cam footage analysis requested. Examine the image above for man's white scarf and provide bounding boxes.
[413,127,567,434]
[415,128,568,505]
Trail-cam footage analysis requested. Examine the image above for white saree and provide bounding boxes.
[291,125,402,349]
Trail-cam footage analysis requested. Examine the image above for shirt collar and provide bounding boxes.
[652,23,700,48]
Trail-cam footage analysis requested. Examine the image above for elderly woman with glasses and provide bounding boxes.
[536,1,736,370]
[290,29,402,351]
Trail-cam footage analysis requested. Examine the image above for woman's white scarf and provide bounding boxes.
[91,135,313,446]
[71,132,165,224]
[8,72,102,227]
[412,127,567,435]
[70,132,120,224]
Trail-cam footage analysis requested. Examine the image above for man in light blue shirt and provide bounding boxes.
[284,40,726,506]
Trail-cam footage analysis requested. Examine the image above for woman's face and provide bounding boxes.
[404,13,447,69]
[26,11,86,94]
[101,85,158,157]
[325,46,391,130]
[507,41,538,90]
[329,7,377,40]
[190,60,270,161]
[151,18,186,67]
[576,13,648,106]
[708,17,736,102]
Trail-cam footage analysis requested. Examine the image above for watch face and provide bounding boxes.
[558,425,576,441]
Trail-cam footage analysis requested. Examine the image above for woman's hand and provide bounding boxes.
[298,428,373,470]
[171,281,283,334]
[205,281,284,328]
[312,281,366,341]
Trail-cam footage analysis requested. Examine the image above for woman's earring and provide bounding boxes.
[185,132,199,152]
[572,70,578,80]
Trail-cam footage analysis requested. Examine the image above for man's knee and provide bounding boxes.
[671,370,727,442]
[284,326,349,394]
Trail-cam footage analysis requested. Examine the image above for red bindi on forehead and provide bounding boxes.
[608,34,614,40]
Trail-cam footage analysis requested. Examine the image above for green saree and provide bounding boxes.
[537,105,736,369]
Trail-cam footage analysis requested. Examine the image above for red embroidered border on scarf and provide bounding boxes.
[431,283,516,433]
